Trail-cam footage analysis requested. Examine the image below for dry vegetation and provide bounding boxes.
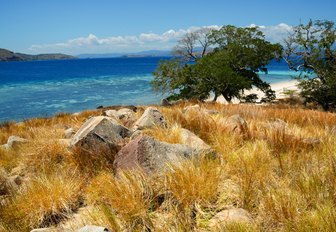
[0,103,336,231]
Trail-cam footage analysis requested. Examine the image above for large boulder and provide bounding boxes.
[70,116,131,155]
[209,208,253,229]
[1,136,28,150]
[133,107,166,130]
[113,135,199,174]
[180,128,210,150]
[77,225,110,232]
[104,108,136,127]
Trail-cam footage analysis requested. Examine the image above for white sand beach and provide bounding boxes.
[208,80,299,104]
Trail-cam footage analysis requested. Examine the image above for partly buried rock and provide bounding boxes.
[104,108,136,127]
[64,128,75,139]
[70,116,131,155]
[1,136,28,150]
[113,135,200,174]
[133,107,166,130]
[77,225,110,232]
[180,128,210,150]
[223,114,248,135]
[267,119,288,132]
[183,104,201,113]
[209,208,253,229]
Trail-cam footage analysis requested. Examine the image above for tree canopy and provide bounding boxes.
[151,25,282,102]
[283,20,336,111]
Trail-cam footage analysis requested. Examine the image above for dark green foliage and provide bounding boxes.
[283,20,336,111]
[151,25,282,102]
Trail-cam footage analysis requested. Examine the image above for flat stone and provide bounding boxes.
[113,135,200,175]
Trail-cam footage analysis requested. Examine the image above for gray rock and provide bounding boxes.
[209,208,253,228]
[64,128,75,139]
[180,128,210,150]
[225,114,248,135]
[133,107,166,130]
[267,119,288,132]
[113,135,200,174]
[70,116,131,155]
[77,225,110,232]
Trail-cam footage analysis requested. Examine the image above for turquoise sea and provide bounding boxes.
[0,57,294,122]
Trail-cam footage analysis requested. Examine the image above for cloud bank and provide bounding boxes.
[28,24,293,55]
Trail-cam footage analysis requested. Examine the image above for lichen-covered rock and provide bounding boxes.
[70,116,131,155]
[133,107,166,130]
[209,208,253,229]
[113,135,199,174]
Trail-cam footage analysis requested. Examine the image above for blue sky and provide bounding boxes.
[1,0,335,54]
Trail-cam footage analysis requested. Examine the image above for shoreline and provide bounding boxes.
[208,80,299,104]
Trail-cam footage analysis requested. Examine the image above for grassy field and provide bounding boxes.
[0,102,336,231]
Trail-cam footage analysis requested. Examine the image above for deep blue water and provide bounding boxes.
[0,57,293,122]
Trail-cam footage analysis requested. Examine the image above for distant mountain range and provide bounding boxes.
[77,50,172,58]
[0,48,76,62]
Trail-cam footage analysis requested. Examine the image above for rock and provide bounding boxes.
[1,136,29,149]
[209,208,253,229]
[133,107,166,130]
[70,116,131,155]
[160,98,171,106]
[64,128,75,139]
[96,105,104,109]
[77,225,110,232]
[6,175,23,189]
[130,130,143,140]
[183,104,201,113]
[103,109,119,119]
[180,128,210,150]
[113,135,199,174]
[267,119,287,132]
[0,171,23,195]
[225,115,248,135]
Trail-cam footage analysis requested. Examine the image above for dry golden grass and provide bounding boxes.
[0,103,336,231]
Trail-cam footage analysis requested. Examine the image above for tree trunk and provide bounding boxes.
[222,92,232,103]
[212,93,218,102]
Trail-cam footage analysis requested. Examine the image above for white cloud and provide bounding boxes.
[28,24,292,54]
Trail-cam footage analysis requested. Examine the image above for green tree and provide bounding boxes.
[283,20,336,111]
[151,25,282,102]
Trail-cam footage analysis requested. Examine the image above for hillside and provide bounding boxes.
[0,48,75,62]
[0,102,336,231]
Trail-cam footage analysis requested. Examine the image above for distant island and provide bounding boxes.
[0,48,75,62]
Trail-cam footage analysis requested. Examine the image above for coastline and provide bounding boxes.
[208,80,299,104]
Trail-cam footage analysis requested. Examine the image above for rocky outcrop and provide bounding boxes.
[113,135,200,174]
[209,208,253,229]
[70,116,131,155]
[133,107,166,130]
[0,135,28,150]
[180,128,210,150]
[77,225,110,232]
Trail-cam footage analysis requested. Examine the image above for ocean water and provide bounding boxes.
[0,57,293,122]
